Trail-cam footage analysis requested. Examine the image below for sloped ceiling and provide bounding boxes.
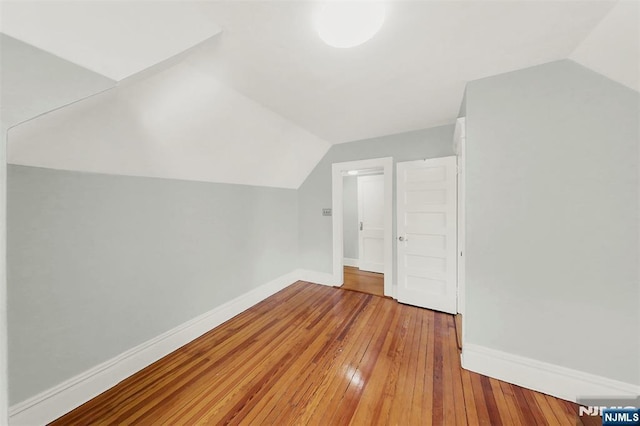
[1,2,331,188]
[6,41,331,189]
[193,1,619,143]
[0,34,115,127]
[2,1,638,189]
[570,0,639,92]
[0,1,222,81]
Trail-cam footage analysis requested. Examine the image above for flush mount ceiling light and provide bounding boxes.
[315,1,386,48]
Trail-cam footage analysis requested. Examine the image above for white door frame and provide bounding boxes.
[454,117,466,315]
[331,157,393,296]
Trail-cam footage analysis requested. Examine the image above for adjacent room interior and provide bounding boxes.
[341,165,386,296]
[0,1,638,424]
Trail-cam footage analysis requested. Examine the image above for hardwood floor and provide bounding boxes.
[341,266,384,296]
[454,314,463,351]
[51,281,592,425]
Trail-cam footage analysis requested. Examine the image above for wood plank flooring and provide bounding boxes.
[51,281,593,425]
[454,314,463,351]
[341,266,384,297]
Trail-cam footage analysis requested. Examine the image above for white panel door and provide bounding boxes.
[397,157,457,313]
[358,174,385,273]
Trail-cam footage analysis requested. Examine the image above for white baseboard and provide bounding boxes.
[461,343,640,403]
[9,271,300,426]
[343,258,359,267]
[294,269,340,286]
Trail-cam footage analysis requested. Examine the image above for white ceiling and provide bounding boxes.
[3,0,630,144]
[0,1,222,80]
[2,0,638,188]
[570,1,640,92]
[7,47,331,189]
[0,34,115,127]
[188,1,619,143]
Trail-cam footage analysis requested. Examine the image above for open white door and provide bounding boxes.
[397,157,457,313]
[358,174,384,273]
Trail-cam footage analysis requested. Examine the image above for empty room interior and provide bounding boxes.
[0,0,639,424]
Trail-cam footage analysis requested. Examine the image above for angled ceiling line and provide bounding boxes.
[4,85,114,137]
[4,30,332,189]
[3,1,636,188]
[0,0,224,81]
[567,0,618,58]
[4,32,225,133]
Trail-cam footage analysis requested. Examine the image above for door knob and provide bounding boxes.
[399,236,407,241]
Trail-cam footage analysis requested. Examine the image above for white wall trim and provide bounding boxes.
[462,343,640,403]
[294,269,340,286]
[8,270,301,426]
[343,258,359,268]
[331,157,393,296]
[454,116,466,317]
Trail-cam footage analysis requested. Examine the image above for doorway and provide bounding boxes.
[341,266,385,296]
[331,157,393,297]
[342,171,385,272]
[341,170,384,296]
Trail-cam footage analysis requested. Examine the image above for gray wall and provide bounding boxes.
[298,125,455,282]
[0,127,8,422]
[7,165,298,404]
[464,59,639,385]
[0,33,115,423]
[342,176,359,260]
[0,34,115,127]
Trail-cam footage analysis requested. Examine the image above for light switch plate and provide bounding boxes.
[322,208,332,216]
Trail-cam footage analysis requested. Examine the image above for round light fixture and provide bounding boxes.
[315,2,386,49]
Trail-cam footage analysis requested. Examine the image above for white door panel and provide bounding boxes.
[358,175,384,273]
[397,157,457,313]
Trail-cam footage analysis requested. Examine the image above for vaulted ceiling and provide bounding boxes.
[190,0,623,143]
[0,1,222,81]
[1,0,638,188]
